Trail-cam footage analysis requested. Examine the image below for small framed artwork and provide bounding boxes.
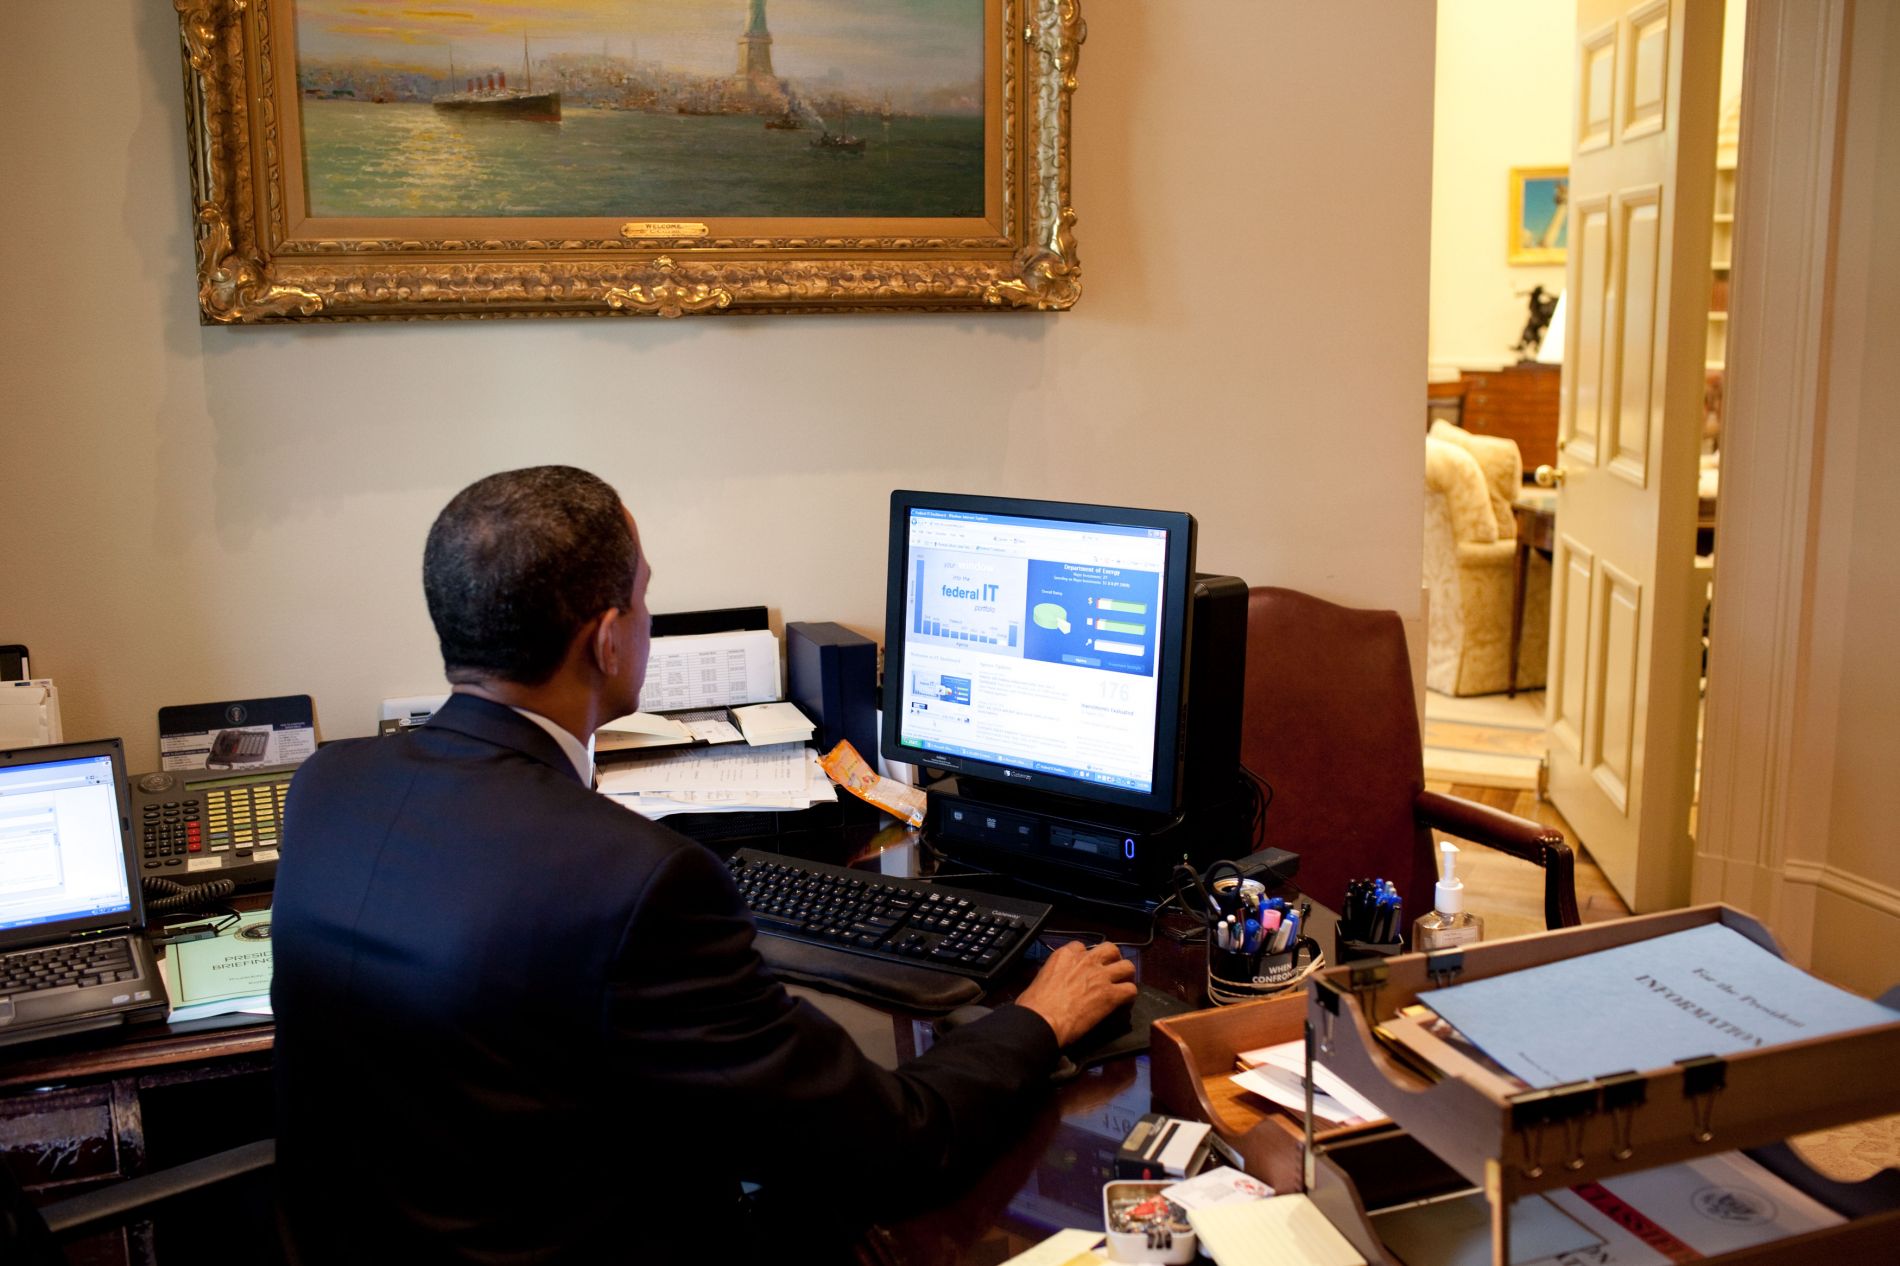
[1508,166,1569,266]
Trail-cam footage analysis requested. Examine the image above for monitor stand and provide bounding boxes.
[925,773,1248,903]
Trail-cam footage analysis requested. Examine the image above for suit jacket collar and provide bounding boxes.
[425,692,589,786]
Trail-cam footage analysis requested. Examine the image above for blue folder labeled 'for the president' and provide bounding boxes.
[1418,922,1898,1090]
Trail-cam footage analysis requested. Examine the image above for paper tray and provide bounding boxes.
[1148,993,1392,1195]
[1304,904,1900,1200]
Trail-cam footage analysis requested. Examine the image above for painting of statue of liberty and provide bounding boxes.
[293,0,987,219]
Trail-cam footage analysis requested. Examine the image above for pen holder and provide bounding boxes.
[1333,932,1405,966]
[1206,937,1320,1006]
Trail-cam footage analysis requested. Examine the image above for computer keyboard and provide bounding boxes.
[728,849,1053,988]
[0,938,140,996]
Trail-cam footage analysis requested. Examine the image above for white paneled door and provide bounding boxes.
[1545,0,1723,912]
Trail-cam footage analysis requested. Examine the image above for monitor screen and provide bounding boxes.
[0,748,135,938]
[882,491,1196,816]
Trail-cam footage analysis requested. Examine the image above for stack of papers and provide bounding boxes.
[637,629,779,712]
[731,702,815,746]
[1417,923,1899,1089]
[1368,1151,1842,1266]
[597,709,743,752]
[1189,1194,1366,1266]
[154,909,275,1023]
[0,679,62,747]
[597,743,835,819]
[1232,1039,1387,1127]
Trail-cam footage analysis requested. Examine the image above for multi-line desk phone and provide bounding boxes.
[130,763,297,890]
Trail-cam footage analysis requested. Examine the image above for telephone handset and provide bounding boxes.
[131,763,299,892]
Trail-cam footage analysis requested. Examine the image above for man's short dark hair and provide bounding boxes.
[423,466,638,686]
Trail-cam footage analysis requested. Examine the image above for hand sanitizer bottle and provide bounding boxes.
[1412,841,1483,950]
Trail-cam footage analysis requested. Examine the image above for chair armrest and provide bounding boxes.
[42,1139,275,1239]
[1454,539,1517,570]
[1415,790,1580,929]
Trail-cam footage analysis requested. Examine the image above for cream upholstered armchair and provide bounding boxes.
[1424,420,1549,696]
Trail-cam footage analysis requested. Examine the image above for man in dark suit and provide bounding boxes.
[271,466,1135,1263]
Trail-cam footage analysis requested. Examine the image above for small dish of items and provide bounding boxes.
[1100,1180,1196,1264]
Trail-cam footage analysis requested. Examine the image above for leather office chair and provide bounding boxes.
[0,1138,278,1265]
[1241,587,1580,931]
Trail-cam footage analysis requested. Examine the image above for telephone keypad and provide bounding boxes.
[138,780,289,874]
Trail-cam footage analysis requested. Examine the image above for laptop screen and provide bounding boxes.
[0,749,135,936]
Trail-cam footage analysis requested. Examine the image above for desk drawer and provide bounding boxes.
[0,1081,133,1190]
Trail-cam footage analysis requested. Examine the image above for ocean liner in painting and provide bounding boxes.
[433,35,561,121]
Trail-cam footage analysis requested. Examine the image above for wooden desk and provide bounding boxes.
[755,831,1333,1263]
[1,829,1320,1265]
[0,1015,274,1265]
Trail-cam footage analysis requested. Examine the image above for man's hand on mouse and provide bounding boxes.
[1015,940,1138,1047]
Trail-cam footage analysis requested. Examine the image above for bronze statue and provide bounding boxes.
[1514,285,1559,361]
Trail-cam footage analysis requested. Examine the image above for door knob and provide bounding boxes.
[1534,465,1567,488]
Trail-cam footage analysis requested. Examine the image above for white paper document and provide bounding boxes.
[1418,923,1899,1089]
[0,680,62,747]
[996,1227,1104,1266]
[1233,1039,1387,1126]
[597,745,835,818]
[1188,1194,1365,1266]
[1161,1166,1273,1210]
[636,629,779,713]
[731,701,816,746]
[1366,1151,1845,1266]
[1542,1150,1843,1262]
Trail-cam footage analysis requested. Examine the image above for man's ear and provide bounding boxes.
[588,608,623,677]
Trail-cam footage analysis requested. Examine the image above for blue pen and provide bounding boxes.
[1244,918,1261,954]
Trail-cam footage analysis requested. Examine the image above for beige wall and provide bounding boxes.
[0,2,1434,775]
[1428,0,1571,375]
[1807,0,1900,993]
[1695,0,1899,995]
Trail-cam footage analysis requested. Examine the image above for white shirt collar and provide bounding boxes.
[508,706,596,786]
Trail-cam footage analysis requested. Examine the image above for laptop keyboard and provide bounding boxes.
[0,938,140,995]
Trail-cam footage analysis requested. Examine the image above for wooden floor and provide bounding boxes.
[1423,781,1631,940]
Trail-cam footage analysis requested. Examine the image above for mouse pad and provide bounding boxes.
[1066,983,1197,1071]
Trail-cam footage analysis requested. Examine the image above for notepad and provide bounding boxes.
[1187,1194,1365,1266]
[731,701,816,746]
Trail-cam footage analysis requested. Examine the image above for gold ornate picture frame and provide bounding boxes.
[176,0,1083,323]
[1507,165,1569,266]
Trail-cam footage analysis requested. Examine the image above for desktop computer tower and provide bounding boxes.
[927,573,1251,902]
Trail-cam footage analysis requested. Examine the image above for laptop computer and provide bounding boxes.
[0,737,168,1045]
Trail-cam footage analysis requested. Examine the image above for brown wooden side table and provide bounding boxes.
[1510,500,1557,699]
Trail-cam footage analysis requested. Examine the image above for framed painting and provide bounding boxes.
[175,0,1085,322]
[1508,165,1569,266]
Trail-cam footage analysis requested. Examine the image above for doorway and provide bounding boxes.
[1422,0,1747,912]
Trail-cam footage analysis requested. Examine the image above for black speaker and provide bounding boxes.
[786,622,879,760]
[1179,573,1248,820]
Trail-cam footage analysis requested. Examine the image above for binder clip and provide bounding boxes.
[1312,978,1343,1056]
[1509,1083,1595,1180]
[1423,947,1465,990]
[1598,1071,1646,1162]
[1678,1055,1726,1144]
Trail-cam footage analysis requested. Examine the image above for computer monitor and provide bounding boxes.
[881,490,1197,818]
